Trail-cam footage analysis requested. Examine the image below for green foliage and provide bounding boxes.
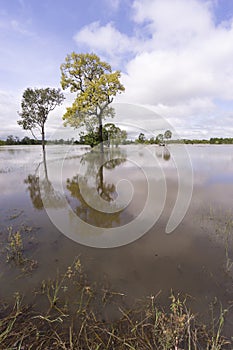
[104,123,127,147]
[17,87,64,149]
[79,123,127,148]
[136,132,146,143]
[79,129,100,148]
[210,137,233,144]
[60,52,125,150]
[156,133,164,144]
[135,131,172,145]
[5,135,20,145]
[164,129,172,140]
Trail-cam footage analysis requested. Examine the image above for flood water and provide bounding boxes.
[0,144,232,333]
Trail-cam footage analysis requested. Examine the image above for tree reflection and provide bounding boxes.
[24,149,65,210]
[66,148,127,228]
[25,174,43,209]
[163,148,171,161]
[156,147,171,161]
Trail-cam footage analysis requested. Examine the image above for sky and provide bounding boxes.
[0,0,233,140]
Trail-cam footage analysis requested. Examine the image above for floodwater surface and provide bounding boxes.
[0,144,232,332]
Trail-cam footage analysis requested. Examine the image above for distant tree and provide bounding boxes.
[164,130,172,143]
[149,137,156,144]
[21,136,31,145]
[156,133,164,144]
[17,88,65,151]
[104,123,127,147]
[60,52,125,152]
[137,133,146,144]
[6,135,18,145]
[79,129,100,148]
[79,123,127,148]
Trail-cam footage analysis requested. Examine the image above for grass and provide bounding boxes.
[0,257,232,350]
[0,221,232,349]
[5,226,38,274]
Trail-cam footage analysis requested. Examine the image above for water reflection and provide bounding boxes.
[1,145,233,330]
[25,149,66,209]
[156,146,171,161]
[66,148,127,227]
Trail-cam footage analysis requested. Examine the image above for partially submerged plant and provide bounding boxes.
[6,226,38,273]
[0,269,231,349]
[6,226,24,265]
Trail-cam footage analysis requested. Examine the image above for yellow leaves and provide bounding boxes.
[60,52,125,128]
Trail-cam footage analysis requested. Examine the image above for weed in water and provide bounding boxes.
[5,226,38,274]
[0,257,232,349]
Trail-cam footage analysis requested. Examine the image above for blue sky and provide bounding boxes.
[0,0,233,139]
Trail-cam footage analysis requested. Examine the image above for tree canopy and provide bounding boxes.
[79,123,127,148]
[164,130,172,141]
[60,52,125,151]
[17,87,65,150]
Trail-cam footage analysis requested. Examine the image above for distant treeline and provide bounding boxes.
[135,137,233,145]
[0,135,77,146]
[182,137,233,144]
[0,135,233,146]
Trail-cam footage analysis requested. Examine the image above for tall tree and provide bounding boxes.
[17,88,65,151]
[164,130,172,143]
[60,52,125,152]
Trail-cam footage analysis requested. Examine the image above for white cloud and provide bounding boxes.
[74,21,140,65]
[0,90,22,138]
[1,0,233,140]
[120,0,233,105]
[132,0,214,44]
[73,0,233,137]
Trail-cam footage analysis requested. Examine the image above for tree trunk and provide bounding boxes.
[42,124,45,152]
[98,115,104,153]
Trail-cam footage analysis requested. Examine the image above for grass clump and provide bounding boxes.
[6,227,24,265]
[5,226,38,273]
[0,258,232,350]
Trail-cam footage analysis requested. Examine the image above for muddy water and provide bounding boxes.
[0,145,232,330]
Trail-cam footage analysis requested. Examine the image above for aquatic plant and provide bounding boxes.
[5,226,38,273]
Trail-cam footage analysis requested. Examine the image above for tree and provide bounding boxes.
[6,135,17,145]
[79,128,100,148]
[164,130,172,143]
[137,133,146,144]
[17,88,65,151]
[79,123,127,148]
[104,123,127,147]
[21,136,31,145]
[60,52,125,152]
[156,133,164,145]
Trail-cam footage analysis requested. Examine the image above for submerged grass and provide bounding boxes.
[0,256,232,350]
[5,226,38,274]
